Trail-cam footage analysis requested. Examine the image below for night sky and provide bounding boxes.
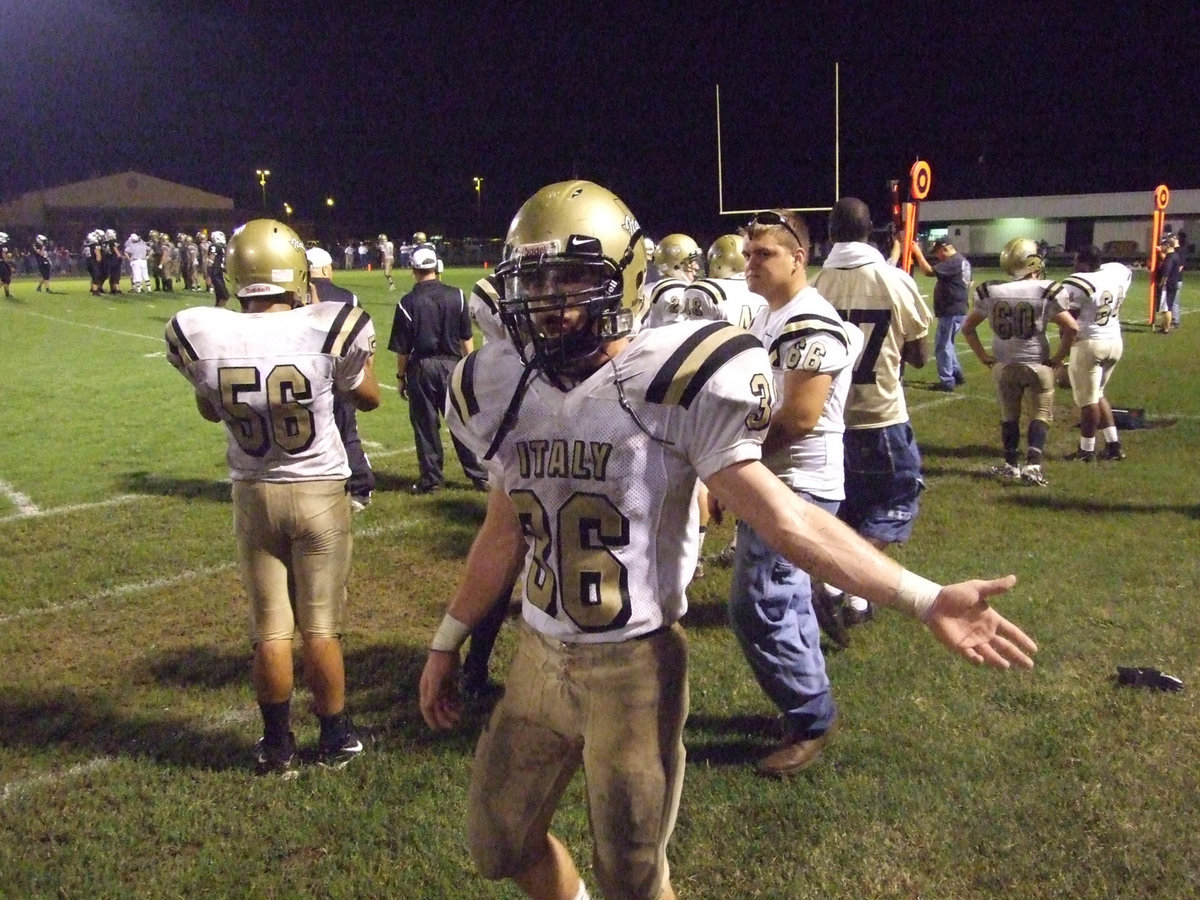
[2,1,1198,242]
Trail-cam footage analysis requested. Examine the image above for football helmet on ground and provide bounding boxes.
[496,179,646,380]
[225,219,309,302]
[653,233,703,279]
[706,234,746,278]
[1000,238,1044,279]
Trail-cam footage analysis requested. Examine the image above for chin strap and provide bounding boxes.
[483,363,537,461]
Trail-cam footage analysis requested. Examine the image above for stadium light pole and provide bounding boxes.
[256,169,271,211]
[283,202,293,219]
[473,176,483,229]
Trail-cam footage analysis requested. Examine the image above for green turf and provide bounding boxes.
[0,265,1197,898]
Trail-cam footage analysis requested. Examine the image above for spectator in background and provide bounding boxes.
[344,241,355,270]
[307,246,377,510]
[1154,234,1182,333]
[911,239,970,391]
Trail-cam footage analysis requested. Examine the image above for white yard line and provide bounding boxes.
[0,480,38,516]
[0,494,144,525]
[0,520,408,625]
[1,757,116,805]
[0,563,237,625]
[16,309,163,343]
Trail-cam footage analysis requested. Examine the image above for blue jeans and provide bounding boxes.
[729,494,839,740]
[935,314,965,386]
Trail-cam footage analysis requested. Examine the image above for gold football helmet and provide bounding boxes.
[225,219,309,302]
[412,231,427,244]
[497,179,647,378]
[653,233,703,279]
[706,234,746,278]
[1000,238,1044,279]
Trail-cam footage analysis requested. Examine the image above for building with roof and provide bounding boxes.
[918,189,1200,260]
[0,171,238,245]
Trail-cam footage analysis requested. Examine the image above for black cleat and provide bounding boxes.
[812,589,851,649]
[254,732,299,778]
[1116,667,1183,692]
[1101,443,1126,461]
[317,722,365,770]
[1063,449,1096,463]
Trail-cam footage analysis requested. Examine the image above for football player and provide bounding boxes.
[32,234,53,293]
[642,232,703,328]
[378,233,396,290]
[419,181,1036,900]
[85,230,105,296]
[962,238,1078,485]
[468,272,509,345]
[102,229,123,294]
[725,209,864,775]
[166,219,380,776]
[1049,246,1131,461]
[681,234,769,572]
[0,232,14,298]
[684,234,768,329]
[207,230,229,307]
[306,245,377,511]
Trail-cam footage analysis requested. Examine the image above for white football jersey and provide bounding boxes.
[971,278,1061,366]
[166,303,375,483]
[469,274,509,345]
[684,275,768,330]
[812,242,931,429]
[751,286,863,499]
[448,321,772,643]
[1050,263,1130,342]
[642,277,691,328]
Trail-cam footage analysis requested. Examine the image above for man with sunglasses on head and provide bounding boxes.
[418,181,1036,900]
[810,197,932,640]
[720,209,863,776]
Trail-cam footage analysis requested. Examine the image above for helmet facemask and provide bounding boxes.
[498,233,640,385]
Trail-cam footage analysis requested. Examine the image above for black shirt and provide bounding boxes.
[388,280,471,359]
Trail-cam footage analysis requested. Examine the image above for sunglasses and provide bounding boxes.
[747,211,804,249]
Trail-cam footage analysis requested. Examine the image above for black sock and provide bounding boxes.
[319,711,349,745]
[259,700,291,746]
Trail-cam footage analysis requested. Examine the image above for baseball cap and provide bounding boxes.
[306,246,333,269]
[411,247,438,270]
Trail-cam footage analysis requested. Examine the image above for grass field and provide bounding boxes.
[1,263,1197,899]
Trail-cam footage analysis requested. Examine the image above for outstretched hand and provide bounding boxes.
[925,575,1038,669]
[419,650,462,729]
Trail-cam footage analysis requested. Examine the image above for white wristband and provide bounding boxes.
[430,613,471,653]
[894,569,942,623]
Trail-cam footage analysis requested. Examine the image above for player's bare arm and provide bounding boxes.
[759,369,831,457]
[419,487,526,730]
[706,459,1037,669]
[350,359,382,411]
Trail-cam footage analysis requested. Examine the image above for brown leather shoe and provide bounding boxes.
[755,718,838,778]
